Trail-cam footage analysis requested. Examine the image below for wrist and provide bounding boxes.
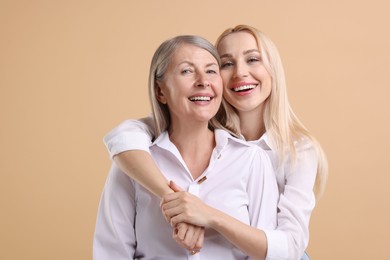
[156,183,174,198]
[207,207,223,229]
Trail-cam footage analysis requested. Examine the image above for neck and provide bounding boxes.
[169,120,215,179]
[238,108,265,141]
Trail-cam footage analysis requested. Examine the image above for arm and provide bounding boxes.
[103,116,172,197]
[114,151,172,197]
[93,164,137,259]
[103,116,205,250]
[161,148,279,260]
[162,190,269,260]
[264,141,318,260]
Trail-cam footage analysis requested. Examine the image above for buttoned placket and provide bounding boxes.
[186,148,222,260]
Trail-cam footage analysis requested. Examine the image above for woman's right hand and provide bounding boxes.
[173,222,204,253]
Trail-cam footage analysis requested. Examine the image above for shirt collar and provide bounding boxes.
[151,131,174,150]
[151,129,252,152]
[246,132,273,151]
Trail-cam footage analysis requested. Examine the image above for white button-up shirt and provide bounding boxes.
[94,129,278,260]
[103,116,318,260]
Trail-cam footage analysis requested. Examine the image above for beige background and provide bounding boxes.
[1,0,389,259]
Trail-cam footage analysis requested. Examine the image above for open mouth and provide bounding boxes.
[188,96,213,102]
[232,84,257,92]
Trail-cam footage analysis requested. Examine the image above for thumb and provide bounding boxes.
[169,180,184,192]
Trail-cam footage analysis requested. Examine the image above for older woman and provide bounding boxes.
[93,35,278,260]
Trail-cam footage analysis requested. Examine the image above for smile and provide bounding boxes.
[189,96,212,101]
[232,84,257,92]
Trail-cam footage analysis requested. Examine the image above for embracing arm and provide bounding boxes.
[104,116,172,197]
[103,116,204,251]
[162,149,279,260]
[209,207,269,260]
[114,151,172,197]
[162,183,271,260]
[264,141,319,260]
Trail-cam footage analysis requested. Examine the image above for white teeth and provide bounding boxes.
[233,85,256,92]
[189,96,211,101]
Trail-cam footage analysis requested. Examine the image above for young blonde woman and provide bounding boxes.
[104,25,328,260]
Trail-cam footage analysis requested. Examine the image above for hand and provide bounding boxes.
[173,222,204,252]
[161,181,204,252]
[161,181,214,227]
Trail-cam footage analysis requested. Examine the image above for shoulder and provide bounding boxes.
[215,129,271,158]
[294,136,318,155]
[215,129,266,165]
[284,136,320,177]
[215,129,256,148]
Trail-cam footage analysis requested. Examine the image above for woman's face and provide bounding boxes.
[217,31,272,115]
[157,44,222,125]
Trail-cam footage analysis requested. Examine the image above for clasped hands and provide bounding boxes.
[160,181,213,254]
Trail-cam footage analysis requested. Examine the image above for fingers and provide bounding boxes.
[160,193,191,224]
[161,197,183,212]
[161,200,186,224]
[195,227,205,250]
[173,223,203,252]
[170,213,188,227]
[160,191,184,207]
[175,222,188,240]
[169,180,184,192]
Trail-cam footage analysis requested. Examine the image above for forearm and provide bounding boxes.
[114,150,173,198]
[162,189,268,259]
[209,208,267,260]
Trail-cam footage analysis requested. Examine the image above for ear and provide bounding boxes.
[155,81,167,104]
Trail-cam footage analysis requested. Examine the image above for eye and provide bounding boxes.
[221,60,234,69]
[247,56,261,64]
[206,69,218,74]
[181,69,193,74]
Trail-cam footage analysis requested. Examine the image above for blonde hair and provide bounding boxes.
[215,25,328,199]
[148,35,231,137]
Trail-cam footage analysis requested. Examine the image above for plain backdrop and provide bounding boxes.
[1,0,389,259]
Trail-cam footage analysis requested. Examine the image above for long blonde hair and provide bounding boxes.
[215,25,328,199]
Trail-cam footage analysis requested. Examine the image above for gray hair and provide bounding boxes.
[148,35,223,136]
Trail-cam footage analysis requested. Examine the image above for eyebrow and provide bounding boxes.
[178,61,218,67]
[220,49,260,59]
[244,49,260,55]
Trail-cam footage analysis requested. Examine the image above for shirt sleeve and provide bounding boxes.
[264,141,318,260]
[103,115,156,159]
[247,147,279,231]
[93,164,137,260]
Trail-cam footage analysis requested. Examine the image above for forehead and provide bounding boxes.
[169,44,217,66]
[217,31,259,54]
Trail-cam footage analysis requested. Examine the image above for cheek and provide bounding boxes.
[259,67,272,82]
[214,78,224,95]
[222,88,235,104]
[220,70,231,86]
[262,74,272,92]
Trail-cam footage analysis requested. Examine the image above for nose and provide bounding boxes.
[195,72,210,88]
[196,81,210,88]
[233,61,248,78]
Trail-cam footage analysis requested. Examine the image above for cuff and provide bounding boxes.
[264,229,288,260]
[104,132,152,159]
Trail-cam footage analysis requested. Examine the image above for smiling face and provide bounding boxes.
[217,31,272,116]
[156,44,223,127]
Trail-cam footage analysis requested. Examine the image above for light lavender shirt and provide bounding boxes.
[103,116,318,260]
[94,129,278,260]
